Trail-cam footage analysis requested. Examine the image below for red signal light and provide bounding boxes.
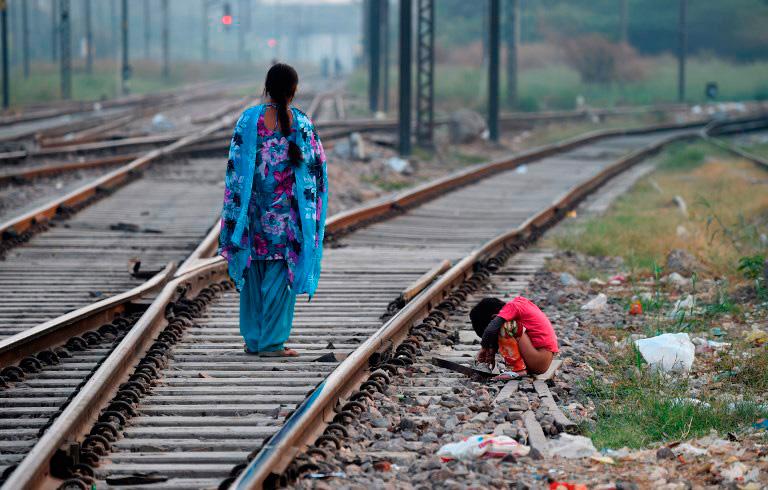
[221,15,232,25]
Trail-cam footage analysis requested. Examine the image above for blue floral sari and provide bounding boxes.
[218,104,328,297]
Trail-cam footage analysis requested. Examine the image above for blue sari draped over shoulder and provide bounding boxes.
[218,104,328,296]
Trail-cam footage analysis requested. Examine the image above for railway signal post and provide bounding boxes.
[1,0,7,108]
[368,0,381,114]
[488,0,500,142]
[415,0,434,147]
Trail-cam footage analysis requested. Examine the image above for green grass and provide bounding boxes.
[349,56,768,113]
[1,60,255,107]
[581,345,768,449]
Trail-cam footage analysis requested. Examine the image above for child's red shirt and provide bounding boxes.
[497,296,559,353]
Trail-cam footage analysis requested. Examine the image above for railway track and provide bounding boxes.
[6,99,760,189]
[0,115,765,489]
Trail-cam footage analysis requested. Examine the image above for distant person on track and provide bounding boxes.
[470,297,559,376]
[218,63,328,357]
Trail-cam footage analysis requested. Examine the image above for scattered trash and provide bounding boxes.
[721,461,747,482]
[373,460,392,472]
[634,333,695,373]
[348,132,366,160]
[515,164,528,174]
[588,277,606,287]
[491,371,521,381]
[333,133,367,160]
[656,446,675,460]
[673,195,689,217]
[385,157,412,175]
[151,113,175,131]
[608,274,626,285]
[55,181,64,189]
[666,249,699,275]
[547,434,597,459]
[753,419,768,430]
[744,327,768,346]
[669,294,695,317]
[628,300,642,316]
[676,225,690,238]
[448,109,487,143]
[666,272,689,286]
[559,272,580,286]
[198,372,212,379]
[88,291,103,298]
[590,455,615,464]
[437,434,530,461]
[670,398,711,408]
[566,210,578,218]
[710,327,725,337]
[581,293,608,312]
[550,482,587,490]
[307,471,347,479]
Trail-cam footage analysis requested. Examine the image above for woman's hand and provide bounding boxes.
[477,347,496,368]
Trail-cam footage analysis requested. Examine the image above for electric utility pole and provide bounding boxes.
[60,0,71,100]
[1,0,8,108]
[21,0,30,78]
[202,0,209,62]
[162,0,170,79]
[677,0,687,102]
[488,0,500,142]
[144,0,150,59]
[620,0,628,44]
[84,0,92,73]
[52,0,58,62]
[398,0,412,156]
[120,0,130,95]
[505,0,519,108]
[368,0,381,113]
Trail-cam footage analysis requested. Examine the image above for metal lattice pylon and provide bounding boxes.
[415,0,434,147]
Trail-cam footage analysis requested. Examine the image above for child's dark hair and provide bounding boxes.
[264,62,302,166]
[470,297,505,337]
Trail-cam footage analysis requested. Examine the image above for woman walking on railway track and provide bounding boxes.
[218,63,328,357]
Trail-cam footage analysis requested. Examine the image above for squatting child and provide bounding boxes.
[470,296,559,375]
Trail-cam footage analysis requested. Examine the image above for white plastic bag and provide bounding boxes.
[581,293,608,311]
[634,333,695,373]
[437,434,530,461]
[548,434,598,459]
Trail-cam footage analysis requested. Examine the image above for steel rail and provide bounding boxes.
[1,264,228,490]
[0,99,258,244]
[0,264,175,368]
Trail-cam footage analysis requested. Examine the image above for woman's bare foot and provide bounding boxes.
[251,347,299,357]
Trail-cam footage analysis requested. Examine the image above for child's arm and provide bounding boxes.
[477,316,505,367]
[480,316,505,349]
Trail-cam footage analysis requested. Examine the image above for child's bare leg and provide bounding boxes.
[517,332,553,374]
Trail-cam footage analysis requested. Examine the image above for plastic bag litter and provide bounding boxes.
[437,434,530,461]
[580,293,607,311]
[634,333,695,373]
[548,434,598,459]
[745,328,768,346]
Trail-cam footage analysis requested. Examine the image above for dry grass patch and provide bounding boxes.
[552,143,768,282]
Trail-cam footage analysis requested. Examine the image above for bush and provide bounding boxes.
[563,35,648,84]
